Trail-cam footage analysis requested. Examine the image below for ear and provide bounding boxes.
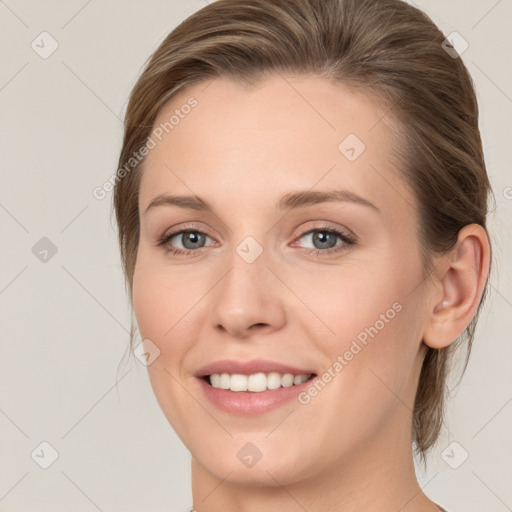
[422,224,491,350]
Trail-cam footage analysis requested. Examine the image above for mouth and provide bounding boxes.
[194,359,318,414]
[197,371,318,416]
[200,372,317,392]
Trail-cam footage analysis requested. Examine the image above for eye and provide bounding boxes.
[156,222,356,258]
[292,224,356,257]
[156,224,215,256]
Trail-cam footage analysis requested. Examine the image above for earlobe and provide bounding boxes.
[422,224,490,350]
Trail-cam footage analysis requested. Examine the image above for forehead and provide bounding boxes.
[139,74,412,219]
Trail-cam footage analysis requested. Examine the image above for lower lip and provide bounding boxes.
[197,376,316,416]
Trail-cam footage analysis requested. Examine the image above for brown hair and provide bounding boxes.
[112,0,494,464]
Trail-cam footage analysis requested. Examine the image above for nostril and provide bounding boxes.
[250,323,269,330]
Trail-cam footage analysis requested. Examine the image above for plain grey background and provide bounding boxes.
[0,1,511,511]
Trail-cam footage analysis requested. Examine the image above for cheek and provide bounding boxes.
[295,258,406,345]
[132,257,204,434]
[303,250,423,391]
[295,294,421,455]
[317,281,413,392]
[132,255,202,344]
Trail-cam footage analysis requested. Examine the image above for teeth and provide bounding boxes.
[267,372,281,390]
[208,372,312,392]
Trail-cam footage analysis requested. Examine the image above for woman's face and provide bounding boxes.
[133,74,432,485]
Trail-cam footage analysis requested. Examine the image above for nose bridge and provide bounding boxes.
[221,232,271,308]
[235,233,266,266]
[208,231,285,337]
[222,214,273,277]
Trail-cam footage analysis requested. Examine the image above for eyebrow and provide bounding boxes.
[143,188,380,215]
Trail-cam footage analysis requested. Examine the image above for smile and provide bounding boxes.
[207,372,313,392]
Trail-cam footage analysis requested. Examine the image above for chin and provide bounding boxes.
[192,438,321,488]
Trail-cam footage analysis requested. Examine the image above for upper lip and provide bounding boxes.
[195,359,316,378]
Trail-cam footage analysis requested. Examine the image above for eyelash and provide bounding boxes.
[156,222,356,258]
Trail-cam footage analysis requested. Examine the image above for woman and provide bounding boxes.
[113,0,493,510]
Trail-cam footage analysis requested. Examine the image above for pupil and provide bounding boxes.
[314,231,336,249]
[184,232,203,249]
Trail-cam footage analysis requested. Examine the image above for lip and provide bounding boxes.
[197,374,316,416]
[194,359,317,416]
[194,359,316,377]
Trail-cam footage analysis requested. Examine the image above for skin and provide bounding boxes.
[132,74,490,512]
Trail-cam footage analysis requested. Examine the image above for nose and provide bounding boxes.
[208,242,286,340]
